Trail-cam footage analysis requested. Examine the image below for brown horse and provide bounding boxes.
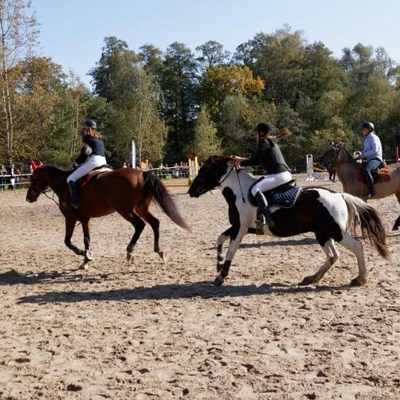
[26,164,190,267]
[319,143,400,230]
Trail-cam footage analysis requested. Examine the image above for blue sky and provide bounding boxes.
[35,0,400,88]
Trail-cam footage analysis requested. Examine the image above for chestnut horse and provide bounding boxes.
[319,143,400,230]
[26,163,190,267]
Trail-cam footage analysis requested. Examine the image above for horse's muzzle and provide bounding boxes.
[26,190,39,203]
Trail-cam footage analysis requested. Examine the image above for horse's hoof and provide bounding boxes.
[79,262,90,270]
[85,250,93,262]
[350,277,367,287]
[214,275,224,286]
[127,252,134,264]
[299,276,316,286]
[158,251,167,261]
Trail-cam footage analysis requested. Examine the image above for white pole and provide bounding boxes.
[131,140,136,169]
[306,154,314,181]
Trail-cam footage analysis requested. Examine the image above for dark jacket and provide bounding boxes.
[241,138,290,174]
[75,135,105,165]
[83,135,105,156]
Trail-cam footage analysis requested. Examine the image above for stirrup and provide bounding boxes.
[256,218,275,235]
[67,201,80,210]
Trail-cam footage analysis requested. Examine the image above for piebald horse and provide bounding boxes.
[319,143,400,230]
[189,156,389,286]
[26,163,190,267]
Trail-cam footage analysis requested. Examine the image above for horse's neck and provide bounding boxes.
[221,169,255,195]
[335,150,359,191]
[44,167,69,197]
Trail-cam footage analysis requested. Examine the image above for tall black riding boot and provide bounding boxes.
[68,181,80,209]
[363,170,376,198]
[254,191,275,232]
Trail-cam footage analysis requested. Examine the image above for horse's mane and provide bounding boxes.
[337,144,357,163]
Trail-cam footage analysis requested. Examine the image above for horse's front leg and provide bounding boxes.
[81,218,93,268]
[217,226,237,267]
[214,226,248,286]
[64,217,84,256]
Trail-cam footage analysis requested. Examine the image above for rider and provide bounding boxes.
[67,120,107,209]
[234,122,292,229]
[359,121,382,198]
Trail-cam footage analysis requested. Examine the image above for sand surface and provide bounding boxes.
[0,176,399,399]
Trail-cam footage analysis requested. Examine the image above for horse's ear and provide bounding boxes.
[31,160,37,171]
[38,161,43,168]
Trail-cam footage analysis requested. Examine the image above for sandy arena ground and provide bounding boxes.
[0,175,400,399]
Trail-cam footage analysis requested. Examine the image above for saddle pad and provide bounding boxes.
[266,185,302,208]
[355,164,392,184]
[80,167,113,188]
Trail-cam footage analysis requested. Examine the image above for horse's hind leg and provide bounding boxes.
[392,192,400,231]
[300,237,339,285]
[80,218,93,269]
[120,212,145,263]
[136,204,164,259]
[339,231,366,286]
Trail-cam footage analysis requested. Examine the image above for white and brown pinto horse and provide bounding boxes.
[189,156,389,286]
[319,143,400,230]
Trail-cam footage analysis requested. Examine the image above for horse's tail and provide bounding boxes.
[142,172,191,231]
[342,193,389,260]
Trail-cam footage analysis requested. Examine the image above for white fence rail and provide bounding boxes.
[0,174,32,190]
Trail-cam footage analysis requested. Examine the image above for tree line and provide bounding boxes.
[1,1,400,172]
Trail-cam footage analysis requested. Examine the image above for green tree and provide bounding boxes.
[196,40,230,70]
[0,0,39,165]
[90,37,167,166]
[185,108,221,161]
[160,42,198,162]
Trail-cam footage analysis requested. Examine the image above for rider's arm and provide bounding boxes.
[75,144,92,166]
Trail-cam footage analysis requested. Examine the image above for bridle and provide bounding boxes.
[324,147,356,169]
[29,169,69,205]
[218,165,235,186]
[219,165,246,203]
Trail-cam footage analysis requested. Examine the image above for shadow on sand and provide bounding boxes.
[0,268,112,286]
[17,280,352,305]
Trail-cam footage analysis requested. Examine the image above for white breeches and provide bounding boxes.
[68,155,107,183]
[251,171,293,196]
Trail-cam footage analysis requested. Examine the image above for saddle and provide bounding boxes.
[355,163,392,184]
[78,165,113,188]
[248,179,301,209]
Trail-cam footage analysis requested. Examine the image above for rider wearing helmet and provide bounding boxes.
[359,121,382,198]
[67,120,107,209]
[234,122,292,230]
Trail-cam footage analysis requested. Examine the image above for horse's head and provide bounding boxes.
[318,143,343,172]
[188,155,232,198]
[26,160,47,203]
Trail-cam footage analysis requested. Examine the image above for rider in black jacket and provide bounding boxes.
[235,122,292,230]
[67,120,107,209]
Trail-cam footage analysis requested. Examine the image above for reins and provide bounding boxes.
[33,168,70,207]
[218,165,246,204]
[218,166,235,186]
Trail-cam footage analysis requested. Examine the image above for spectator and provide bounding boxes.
[122,162,128,168]
[8,163,21,190]
[0,164,7,191]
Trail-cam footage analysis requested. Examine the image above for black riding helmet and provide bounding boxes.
[361,121,374,131]
[255,122,273,134]
[85,119,97,129]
